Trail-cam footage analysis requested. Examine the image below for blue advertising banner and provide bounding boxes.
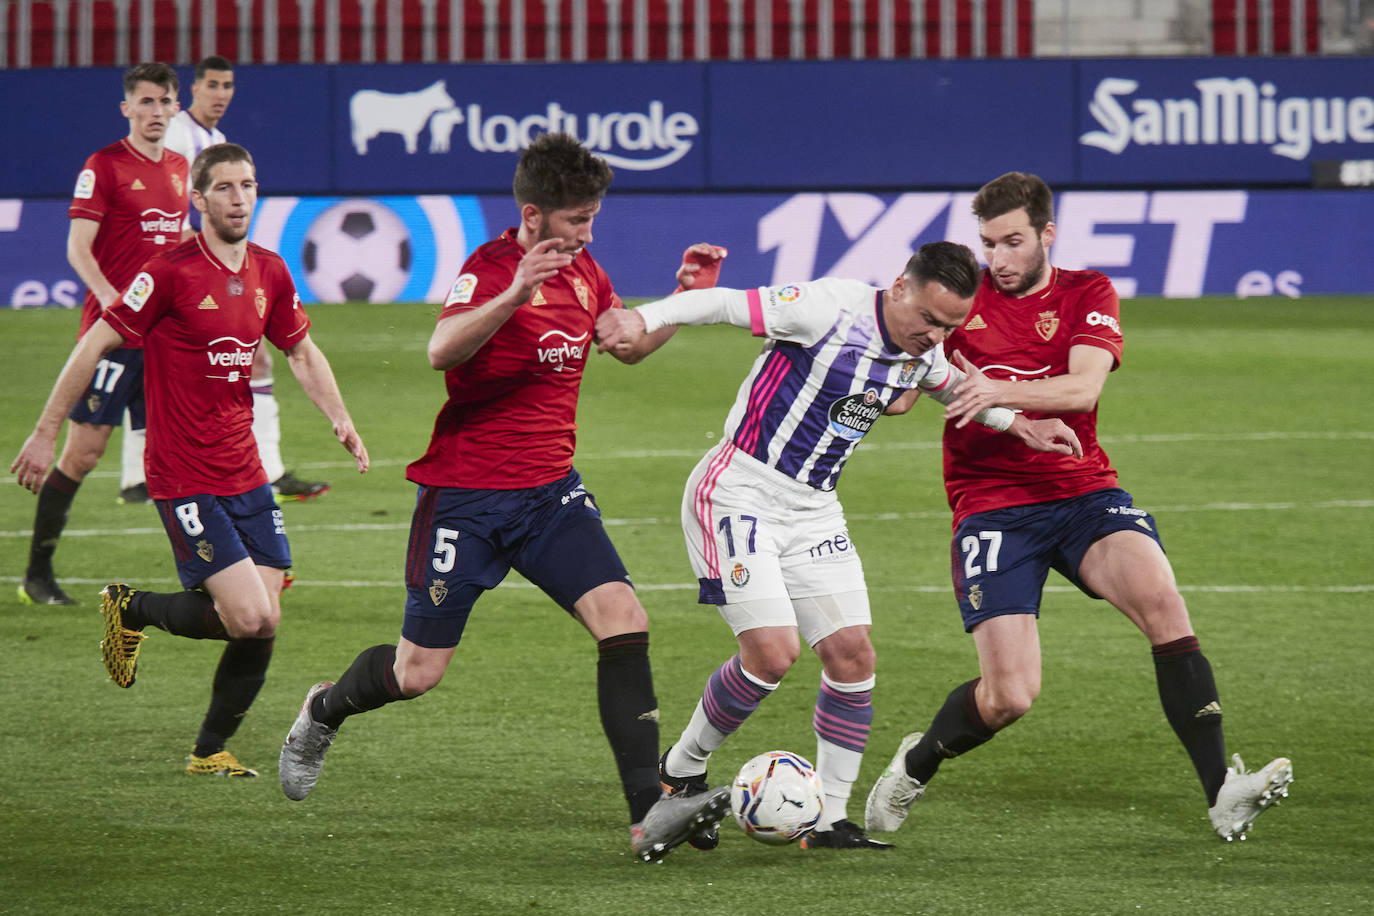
[4,58,1372,197]
[331,63,708,192]
[5,189,1371,308]
[706,59,1077,187]
[1076,58,1374,185]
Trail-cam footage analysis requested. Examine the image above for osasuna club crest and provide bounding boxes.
[1035,310,1059,341]
[429,578,449,606]
[967,584,983,611]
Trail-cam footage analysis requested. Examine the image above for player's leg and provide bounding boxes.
[20,420,112,605]
[520,470,730,860]
[867,506,1052,833]
[280,485,491,800]
[117,408,150,504]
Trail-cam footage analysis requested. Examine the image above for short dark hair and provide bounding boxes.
[123,62,178,97]
[191,143,254,194]
[512,133,614,212]
[195,55,234,80]
[902,242,980,299]
[971,171,1055,234]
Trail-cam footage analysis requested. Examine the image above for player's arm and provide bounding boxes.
[10,319,126,492]
[66,218,120,309]
[282,333,369,473]
[595,285,755,363]
[884,389,922,416]
[942,346,1114,427]
[597,243,728,365]
[428,238,571,371]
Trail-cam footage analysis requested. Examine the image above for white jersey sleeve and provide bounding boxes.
[637,277,871,347]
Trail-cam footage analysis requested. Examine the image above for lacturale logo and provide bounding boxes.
[1080,76,1374,161]
[349,81,698,171]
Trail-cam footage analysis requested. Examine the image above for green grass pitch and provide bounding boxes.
[2,296,1371,914]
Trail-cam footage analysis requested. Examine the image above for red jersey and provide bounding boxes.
[407,228,622,489]
[69,139,189,342]
[102,237,311,500]
[942,267,1124,525]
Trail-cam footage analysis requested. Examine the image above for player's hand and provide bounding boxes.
[595,308,648,354]
[10,431,57,494]
[676,243,728,291]
[945,350,1006,428]
[1009,415,1083,457]
[334,421,370,473]
[510,238,573,305]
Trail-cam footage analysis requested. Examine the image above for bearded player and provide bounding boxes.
[865,172,1292,842]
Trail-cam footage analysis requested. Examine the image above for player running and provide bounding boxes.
[277,133,731,863]
[11,142,368,776]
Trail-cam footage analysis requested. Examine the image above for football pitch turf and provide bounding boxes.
[2,297,1371,914]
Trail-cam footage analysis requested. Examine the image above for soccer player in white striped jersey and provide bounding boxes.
[595,242,1080,850]
[122,56,330,507]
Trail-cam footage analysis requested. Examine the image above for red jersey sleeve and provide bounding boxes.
[101,259,174,343]
[68,153,110,223]
[1067,273,1124,367]
[261,255,311,351]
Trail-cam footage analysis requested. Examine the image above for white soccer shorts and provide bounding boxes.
[682,442,870,645]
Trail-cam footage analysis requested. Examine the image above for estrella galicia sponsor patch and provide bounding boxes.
[828,388,884,441]
[74,168,96,200]
[446,273,478,306]
[123,272,154,311]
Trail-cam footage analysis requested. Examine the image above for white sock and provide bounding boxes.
[668,662,778,778]
[119,411,146,489]
[251,380,285,482]
[814,672,876,830]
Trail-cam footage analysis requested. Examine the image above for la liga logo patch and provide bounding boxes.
[123,272,154,311]
[446,273,478,306]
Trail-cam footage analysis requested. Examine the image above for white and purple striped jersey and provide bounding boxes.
[638,278,957,492]
[163,110,226,171]
[163,111,225,231]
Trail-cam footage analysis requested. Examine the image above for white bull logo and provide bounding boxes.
[350,80,457,155]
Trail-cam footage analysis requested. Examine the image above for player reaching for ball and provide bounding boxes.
[277,132,733,863]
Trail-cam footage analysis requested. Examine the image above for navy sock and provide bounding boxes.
[1153,635,1227,805]
[194,636,275,757]
[597,632,661,824]
[905,678,996,784]
[125,589,228,639]
[28,469,80,578]
[314,644,405,729]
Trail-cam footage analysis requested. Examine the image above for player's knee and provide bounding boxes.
[981,681,1038,727]
[744,640,800,684]
[395,663,443,697]
[816,628,875,681]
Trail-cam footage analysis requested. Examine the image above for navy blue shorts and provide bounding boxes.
[401,469,632,649]
[155,484,291,588]
[67,347,145,430]
[950,488,1165,632]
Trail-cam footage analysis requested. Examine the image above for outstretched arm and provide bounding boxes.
[598,243,730,365]
[283,333,369,474]
[11,319,125,491]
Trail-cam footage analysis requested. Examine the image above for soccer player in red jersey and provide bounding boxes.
[11,143,369,777]
[16,62,190,606]
[277,132,731,862]
[865,172,1292,842]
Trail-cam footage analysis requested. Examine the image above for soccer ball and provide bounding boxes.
[302,199,412,303]
[730,750,823,845]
